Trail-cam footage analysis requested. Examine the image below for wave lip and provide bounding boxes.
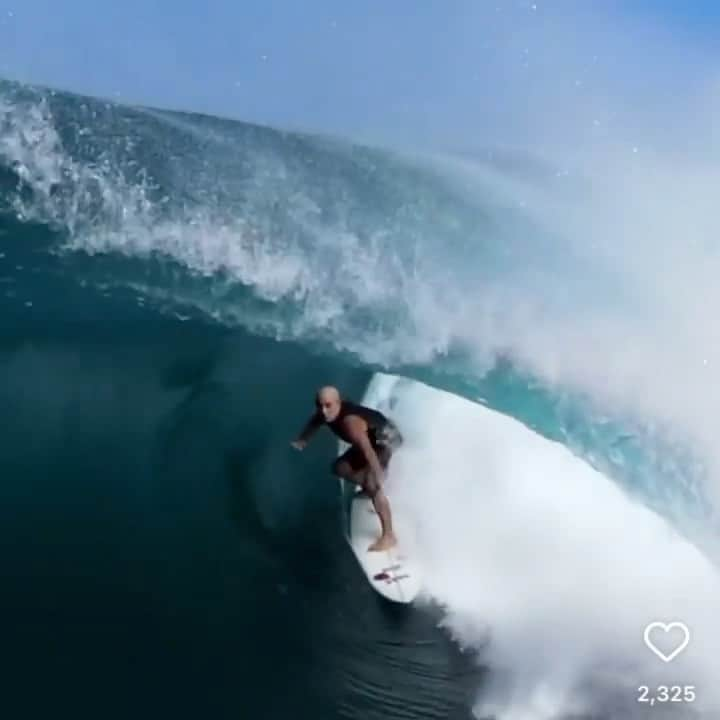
[0,81,561,369]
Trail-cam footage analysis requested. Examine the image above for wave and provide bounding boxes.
[2,78,720,719]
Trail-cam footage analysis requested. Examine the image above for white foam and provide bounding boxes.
[364,373,720,720]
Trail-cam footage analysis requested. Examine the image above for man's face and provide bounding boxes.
[316,393,341,422]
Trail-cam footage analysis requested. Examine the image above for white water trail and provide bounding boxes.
[365,373,720,720]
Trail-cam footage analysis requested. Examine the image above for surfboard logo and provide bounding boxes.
[373,568,410,584]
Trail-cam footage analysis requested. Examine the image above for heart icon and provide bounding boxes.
[643,621,690,663]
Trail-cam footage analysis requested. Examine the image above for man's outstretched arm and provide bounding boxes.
[291,411,323,450]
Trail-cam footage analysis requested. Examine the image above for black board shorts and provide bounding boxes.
[341,420,404,472]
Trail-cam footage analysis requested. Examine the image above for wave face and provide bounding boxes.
[2,79,719,720]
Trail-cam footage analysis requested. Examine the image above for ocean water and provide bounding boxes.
[1,79,719,720]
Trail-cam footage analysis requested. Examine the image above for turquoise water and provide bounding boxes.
[1,79,715,720]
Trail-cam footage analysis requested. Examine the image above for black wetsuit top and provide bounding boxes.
[326,401,389,446]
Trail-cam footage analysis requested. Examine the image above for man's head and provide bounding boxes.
[315,385,342,422]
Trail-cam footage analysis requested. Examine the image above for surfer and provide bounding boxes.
[291,385,403,551]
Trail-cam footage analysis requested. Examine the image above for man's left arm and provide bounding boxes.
[291,411,323,450]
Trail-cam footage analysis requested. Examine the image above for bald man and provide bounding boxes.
[291,386,403,552]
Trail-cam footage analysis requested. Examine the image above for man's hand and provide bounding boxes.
[291,412,323,452]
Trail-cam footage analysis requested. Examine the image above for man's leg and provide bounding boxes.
[367,435,401,550]
[366,482,397,552]
[332,450,397,551]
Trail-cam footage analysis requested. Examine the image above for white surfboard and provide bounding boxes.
[341,479,423,604]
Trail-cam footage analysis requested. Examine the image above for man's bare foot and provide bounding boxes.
[368,533,397,552]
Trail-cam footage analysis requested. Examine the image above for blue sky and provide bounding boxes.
[1,1,719,150]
